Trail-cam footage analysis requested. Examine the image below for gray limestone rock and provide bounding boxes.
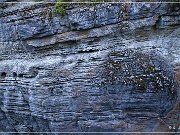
[0,0,179,133]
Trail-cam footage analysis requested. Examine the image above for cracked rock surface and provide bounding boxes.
[0,0,179,133]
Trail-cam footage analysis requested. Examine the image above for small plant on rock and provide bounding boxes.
[54,0,71,17]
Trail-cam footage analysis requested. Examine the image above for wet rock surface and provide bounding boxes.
[0,0,179,133]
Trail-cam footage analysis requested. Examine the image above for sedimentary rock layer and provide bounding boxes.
[0,0,179,133]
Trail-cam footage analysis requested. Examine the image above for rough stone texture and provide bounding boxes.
[0,0,179,133]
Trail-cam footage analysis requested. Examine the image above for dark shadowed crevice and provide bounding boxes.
[1,72,7,78]
[18,73,24,78]
[13,72,17,78]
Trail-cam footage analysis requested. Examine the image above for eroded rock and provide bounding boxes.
[0,0,179,133]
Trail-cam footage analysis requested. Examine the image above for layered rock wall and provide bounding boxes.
[0,0,179,133]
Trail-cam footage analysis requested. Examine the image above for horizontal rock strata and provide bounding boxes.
[0,0,179,133]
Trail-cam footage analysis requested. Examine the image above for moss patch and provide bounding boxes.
[54,0,70,16]
[97,49,176,94]
[53,0,113,17]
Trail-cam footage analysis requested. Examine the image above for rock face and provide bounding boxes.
[0,0,179,133]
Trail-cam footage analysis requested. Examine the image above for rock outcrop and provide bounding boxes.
[0,0,179,133]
